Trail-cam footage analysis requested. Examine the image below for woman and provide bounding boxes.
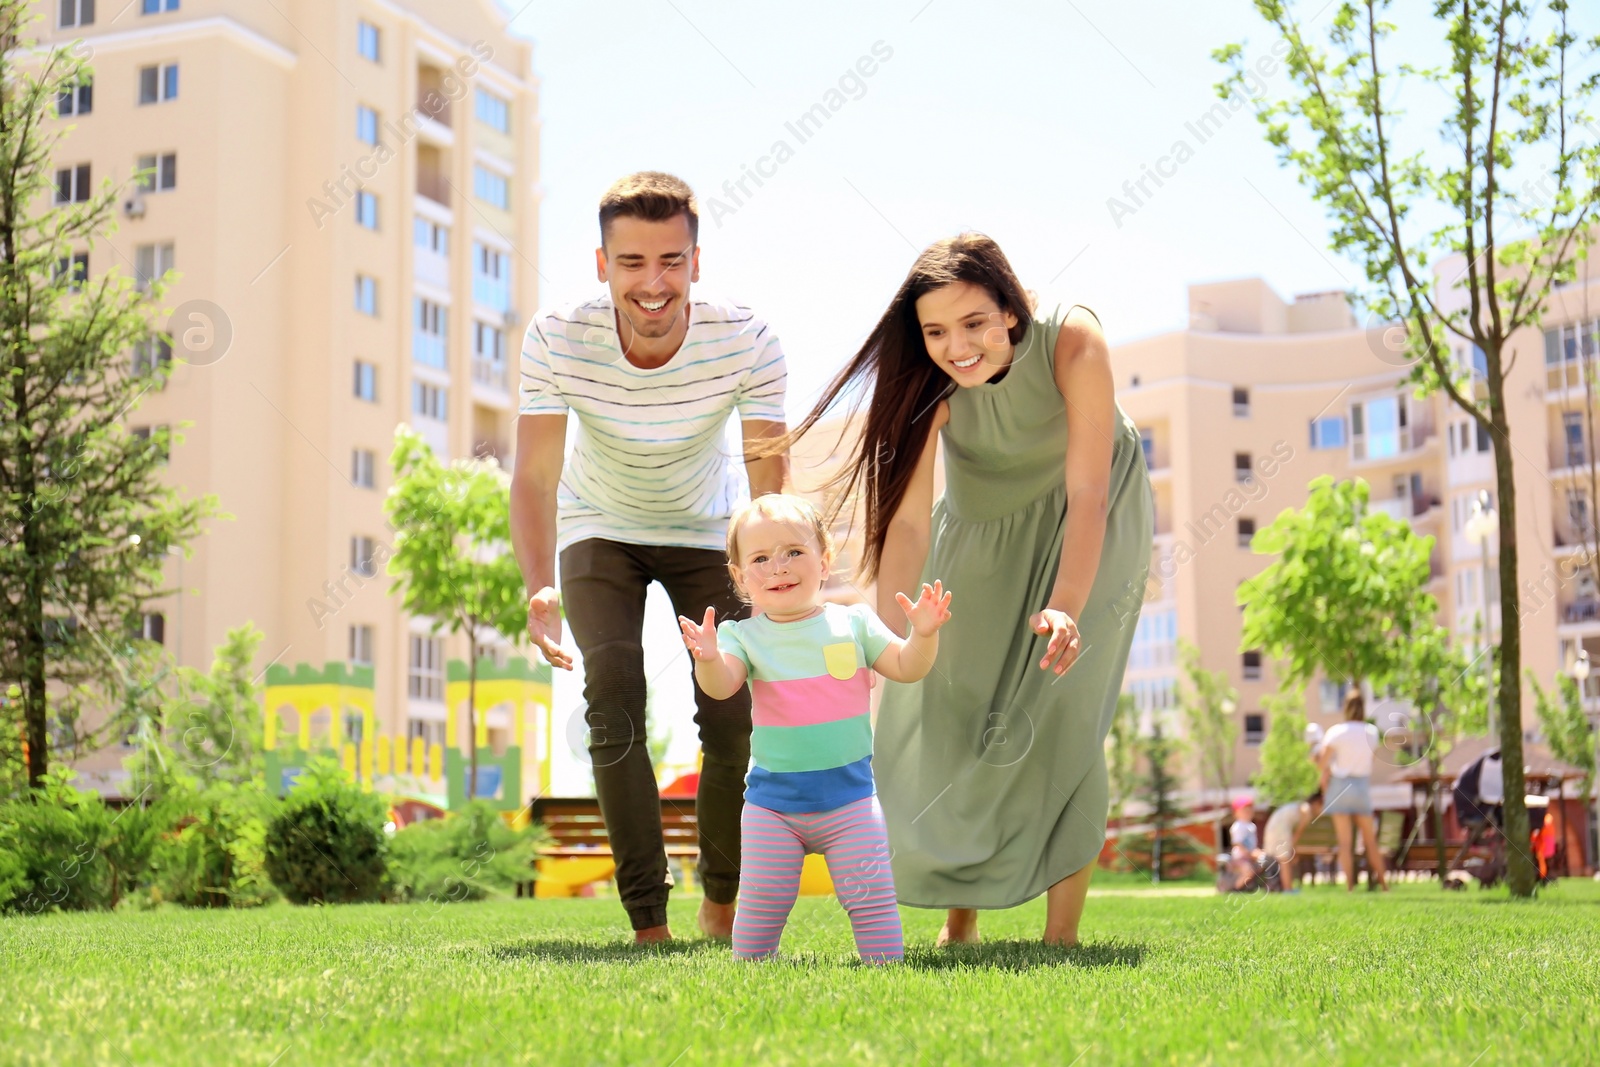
[1317,691,1390,892]
[785,233,1153,945]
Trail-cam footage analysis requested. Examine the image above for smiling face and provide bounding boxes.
[597,213,700,346]
[914,281,1020,387]
[730,513,830,622]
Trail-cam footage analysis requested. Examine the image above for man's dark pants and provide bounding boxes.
[559,537,750,931]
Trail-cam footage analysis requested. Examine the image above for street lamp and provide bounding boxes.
[1570,648,1596,875]
[127,533,184,665]
[1464,489,1497,737]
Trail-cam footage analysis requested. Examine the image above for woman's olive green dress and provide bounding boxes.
[875,305,1154,909]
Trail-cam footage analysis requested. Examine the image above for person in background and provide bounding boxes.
[1317,691,1390,892]
[1227,796,1262,891]
[1262,791,1323,893]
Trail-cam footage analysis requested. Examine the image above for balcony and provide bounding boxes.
[473,274,511,314]
[415,247,448,290]
[418,144,449,207]
[472,437,510,469]
[472,356,507,390]
[1563,598,1600,625]
[413,332,446,370]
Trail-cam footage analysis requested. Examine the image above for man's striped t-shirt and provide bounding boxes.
[717,603,898,814]
[518,294,787,553]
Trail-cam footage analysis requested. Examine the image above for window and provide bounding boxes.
[1234,452,1253,484]
[1564,412,1585,468]
[474,321,504,362]
[142,0,179,12]
[131,424,169,463]
[59,0,94,28]
[350,536,377,578]
[55,163,91,203]
[413,381,448,421]
[57,81,92,116]
[349,624,374,666]
[354,274,377,316]
[351,448,376,488]
[1471,344,1487,380]
[407,718,445,746]
[1138,427,1154,468]
[413,298,447,368]
[472,243,510,310]
[408,635,444,701]
[132,334,171,377]
[358,19,381,63]
[1475,419,1491,453]
[355,190,378,230]
[473,165,509,210]
[1242,650,1263,681]
[1568,488,1591,534]
[55,252,88,291]
[137,152,177,191]
[1127,607,1176,670]
[475,87,510,132]
[357,104,379,146]
[1309,415,1345,449]
[1319,678,1347,711]
[1352,395,1406,460]
[1232,386,1250,417]
[353,360,377,402]
[1244,713,1266,745]
[139,612,165,644]
[138,64,178,104]
[414,218,448,255]
[134,242,174,292]
[1237,517,1255,548]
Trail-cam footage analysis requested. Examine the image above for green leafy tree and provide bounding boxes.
[1397,624,1487,881]
[1106,692,1139,832]
[385,427,526,799]
[0,4,219,788]
[169,623,266,784]
[1177,638,1239,805]
[1217,0,1600,898]
[1528,669,1597,803]
[1238,476,1434,698]
[1252,690,1320,808]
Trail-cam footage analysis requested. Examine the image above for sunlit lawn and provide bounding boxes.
[6,879,1599,1066]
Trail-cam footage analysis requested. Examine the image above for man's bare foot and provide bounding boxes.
[936,908,979,946]
[698,899,736,939]
[634,924,671,945]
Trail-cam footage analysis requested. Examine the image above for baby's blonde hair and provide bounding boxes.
[725,494,835,599]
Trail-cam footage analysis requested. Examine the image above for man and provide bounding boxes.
[510,172,788,942]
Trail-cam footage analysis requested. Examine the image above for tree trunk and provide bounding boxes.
[466,640,478,802]
[1490,383,1536,897]
[1431,771,1448,887]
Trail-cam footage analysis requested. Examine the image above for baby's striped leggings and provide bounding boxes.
[732,795,903,963]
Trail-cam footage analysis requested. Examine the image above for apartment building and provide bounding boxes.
[1114,272,1585,799]
[33,0,540,793]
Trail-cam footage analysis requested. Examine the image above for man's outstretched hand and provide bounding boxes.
[527,587,573,670]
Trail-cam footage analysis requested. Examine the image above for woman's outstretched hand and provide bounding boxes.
[677,606,721,661]
[895,580,953,637]
[1030,607,1081,675]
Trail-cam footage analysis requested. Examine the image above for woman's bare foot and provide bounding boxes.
[936,908,979,946]
[698,899,736,939]
[634,924,672,945]
[1041,927,1078,948]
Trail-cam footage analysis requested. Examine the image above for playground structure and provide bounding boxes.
[262,657,552,814]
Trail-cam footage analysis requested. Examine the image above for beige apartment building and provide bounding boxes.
[33,0,540,793]
[1115,270,1600,802]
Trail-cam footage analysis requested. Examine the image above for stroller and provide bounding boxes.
[1449,749,1559,889]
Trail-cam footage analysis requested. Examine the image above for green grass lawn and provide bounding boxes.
[6,880,1600,1066]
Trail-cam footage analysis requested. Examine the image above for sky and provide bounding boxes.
[495,0,1572,790]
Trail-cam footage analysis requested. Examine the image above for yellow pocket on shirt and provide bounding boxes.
[822,642,859,681]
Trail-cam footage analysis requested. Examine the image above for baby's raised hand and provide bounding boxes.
[677,606,720,661]
[895,580,953,637]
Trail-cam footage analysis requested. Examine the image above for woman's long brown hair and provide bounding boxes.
[770,233,1034,583]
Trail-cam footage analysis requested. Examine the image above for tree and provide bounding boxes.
[1106,692,1139,832]
[1218,0,1600,898]
[1177,638,1239,805]
[0,4,219,789]
[1239,476,1436,697]
[1251,690,1320,808]
[385,427,526,799]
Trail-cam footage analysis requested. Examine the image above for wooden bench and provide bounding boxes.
[1288,809,1404,885]
[524,796,699,898]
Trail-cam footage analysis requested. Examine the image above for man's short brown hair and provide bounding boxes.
[598,171,699,248]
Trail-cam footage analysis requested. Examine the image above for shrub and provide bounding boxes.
[0,772,109,913]
[151,780,277,908]
[264,759,388,904]
[388,800,545,904]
